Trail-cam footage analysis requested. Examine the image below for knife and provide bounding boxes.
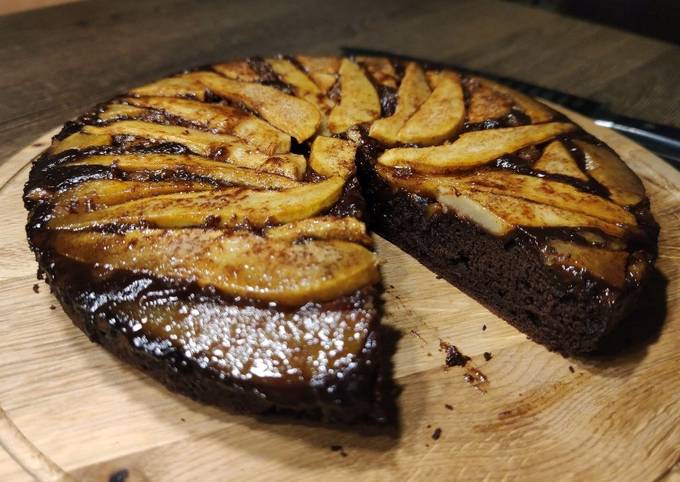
[340,47,680,169]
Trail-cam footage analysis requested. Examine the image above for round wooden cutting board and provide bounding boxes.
[1,107,678,482]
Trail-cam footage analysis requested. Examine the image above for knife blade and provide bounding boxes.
[340,47,680,169]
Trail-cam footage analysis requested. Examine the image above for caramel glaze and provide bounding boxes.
[25,130,384,420]
[24,96,383,421]
[24,55,660,417]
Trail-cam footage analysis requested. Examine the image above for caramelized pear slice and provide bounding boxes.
[455,170,636,226]
[81,121,305,179]
[376,164,634,228]
[98,103,146,122]
[266,58,330,112]
[265,216,372,245]
[438,189,628,237]
[308,136,357,179]
[50,132,112,154]
[376,165,628,237]
[52,179,215,216]
[328,59,381,133]
[70,154,300,190]
[48,177,345,231]
[197,72,321,142]
[574,140,645,207]
[477,78,554,123]
[356,56,398,87]
[378,122,577,173]
[544,239,629,288]
[398,71,465,145]
[534,140,588,181]
[466,81,513,124]
[52,230,380,305]
[437,190,513,236]
[130,72,209,100]
[369,62,431,145]
[296,56,340,93]
[212,60,259,82]
[119,96,291,154]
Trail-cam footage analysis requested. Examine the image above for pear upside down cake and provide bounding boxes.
[24,55,658,421]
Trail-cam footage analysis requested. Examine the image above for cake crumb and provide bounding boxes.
[32,284,40,294]
[330,445,348,457]
[440,340,470,367]
[444,404,453,410]
[464,367,489,392]
[483,352,493,361]
[432,428,442,440]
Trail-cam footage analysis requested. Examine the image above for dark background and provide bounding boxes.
[509,0,680,45]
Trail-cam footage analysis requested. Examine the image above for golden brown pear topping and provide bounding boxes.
[48,177,344,231]
[534,140,588,181]
[309,136,357,179]
[328,59,381,133]
[33,55,652,309]
[368,62,431,145]
[114,96,291,154]
[378,122,577,172]
[574,140,646,206]
[52,230,379,305]
[397,71,465,145]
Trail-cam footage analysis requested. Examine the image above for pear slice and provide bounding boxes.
[52,230,379,305]
[438,189,627,238]
[197,72,322,142]
[328,59,381,133]
[296,56,340,93]
[437,190,513,236]
[356,56,398,88]
[466,81,513,124]
[118,97,291,154]
[376,165,628,237]
[52,179,215,216]
[212,60,260,82]
[130,72,209,100]
[378,122,577,173]
[81,121,305,179]
[534,140,588,181]
[50,132,112,154]
[266,58,331,112]
[368,62,431,145]
[98,103,147,122]
[48,177,344,231]
[455,170,636,226]
[397,71,465,145]
[544,239,629,288]
[308,136,357,179]
[265,216,372,245]
[376,164,634,227]
[69,153,300,190]
[574,140,645,207]
[476,78,554,123]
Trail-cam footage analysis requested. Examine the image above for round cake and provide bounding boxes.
[23,55,658,421]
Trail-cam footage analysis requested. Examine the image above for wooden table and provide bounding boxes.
[1,2,679,481]
[1,0,680,166]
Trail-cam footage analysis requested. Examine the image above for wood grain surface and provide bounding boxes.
[0,106,678,481]
[2,0,680,166]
